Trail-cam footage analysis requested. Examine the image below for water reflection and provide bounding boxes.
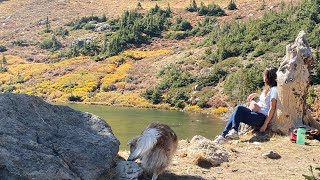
[63,104,226,150]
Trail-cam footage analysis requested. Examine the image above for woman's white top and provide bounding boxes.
[257,87,278,116]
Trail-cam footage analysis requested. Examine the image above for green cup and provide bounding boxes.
[296,127,306,145]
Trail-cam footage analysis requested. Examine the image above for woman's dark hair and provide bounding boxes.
[264,66,277,87]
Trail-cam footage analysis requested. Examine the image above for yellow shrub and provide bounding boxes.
[105,55,121,63]
[52,72,100,93]
[101,62,132,87]
[154,103,175,110]
[123,49,170,60]
[96,64,117,74]
[90,92,152,107]
[5,55,26,65]
[48,53,61,60]
[54,56,89,67]
[211,107,229,114]
[0,72,12,84]
[185,105,202,112]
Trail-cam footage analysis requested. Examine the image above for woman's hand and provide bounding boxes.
[246,93,259,102]
[249,101,261,112]
[259,124,268,132]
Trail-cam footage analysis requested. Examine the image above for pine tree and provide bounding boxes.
[227,0,237,10]
[311,47,320,84]
[137,2,143,10]
[192,0,197,10]
[186,0,197,12]
[166,3,172,15]
[0,54,7,72]
[45,16,51,33]
[2,54,7,65]
[101,14,107,22]
[51,35,61,51]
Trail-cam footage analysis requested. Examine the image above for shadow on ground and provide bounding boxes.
[243,132,271,143]
[140,171,208,180]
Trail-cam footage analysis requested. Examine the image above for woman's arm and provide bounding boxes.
[246,93,259,102]
[260,98,277,132]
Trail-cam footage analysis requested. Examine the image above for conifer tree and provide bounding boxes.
[0,54,7,72]
[137,2,142,10]
[45,16,51,33]
[101,14,107,22]
[227,0,237,10]
[186,0,197,12]
[192,0,197,10]
[2,54,7,65]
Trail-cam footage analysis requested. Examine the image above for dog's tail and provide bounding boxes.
[127,127,160,161]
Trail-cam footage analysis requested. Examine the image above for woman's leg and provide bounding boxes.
[241,111,266,127]
[221,105,247,137]
[221,115,234,137]
[221,106,266,137]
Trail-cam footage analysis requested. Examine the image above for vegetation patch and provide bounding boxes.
[206,0,320,62]
[227,0,237,10]
[123,49,170,60]
[66,15,107,30]
[186,0,226,16]
[0,45,7,52]
[39,35,62,51]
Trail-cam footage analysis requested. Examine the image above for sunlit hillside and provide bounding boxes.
[1,0,320,118]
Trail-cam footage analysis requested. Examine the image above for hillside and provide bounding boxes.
[1,0,320,117]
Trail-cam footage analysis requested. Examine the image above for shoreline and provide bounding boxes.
[49,100,230,116]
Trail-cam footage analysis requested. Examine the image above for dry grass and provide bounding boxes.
[119,135,320,180]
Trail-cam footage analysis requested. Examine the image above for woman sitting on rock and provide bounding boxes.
[214,66,278,144]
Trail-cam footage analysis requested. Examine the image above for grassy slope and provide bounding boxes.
[0,0,313,114]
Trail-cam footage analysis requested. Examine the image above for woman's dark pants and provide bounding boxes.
[222,105,266,137]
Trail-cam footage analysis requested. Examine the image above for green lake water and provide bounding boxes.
[65,104,226,150]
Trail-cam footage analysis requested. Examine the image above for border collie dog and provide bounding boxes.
[127,123,178,180]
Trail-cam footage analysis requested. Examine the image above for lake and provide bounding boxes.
[65,104,226,150]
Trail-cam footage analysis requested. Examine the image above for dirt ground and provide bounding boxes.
[119,134,320,180]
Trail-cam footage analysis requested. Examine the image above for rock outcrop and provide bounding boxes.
[0,93,120,179]
[186,135,228,168]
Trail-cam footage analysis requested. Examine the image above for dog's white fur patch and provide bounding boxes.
[129,128,160,160]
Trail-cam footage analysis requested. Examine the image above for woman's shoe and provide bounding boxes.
[225,129,239,140]
[213,135,227,144]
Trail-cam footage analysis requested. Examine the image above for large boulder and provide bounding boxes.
[186,135,228,168]
[0,93,120,179]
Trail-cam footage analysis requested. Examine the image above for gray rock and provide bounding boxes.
[99,159,143,180]
[94,23,110,32]
[187,135,228,168]
[72,37,96,48]
[38,19,46,26]
[262,151,281,159]
[192,84,202,91]
[0,93,120,179]
[114,160,143,180]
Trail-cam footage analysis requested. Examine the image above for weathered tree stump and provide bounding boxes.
[270,31,320,134]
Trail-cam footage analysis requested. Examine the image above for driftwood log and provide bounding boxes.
[270,31,320,135]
